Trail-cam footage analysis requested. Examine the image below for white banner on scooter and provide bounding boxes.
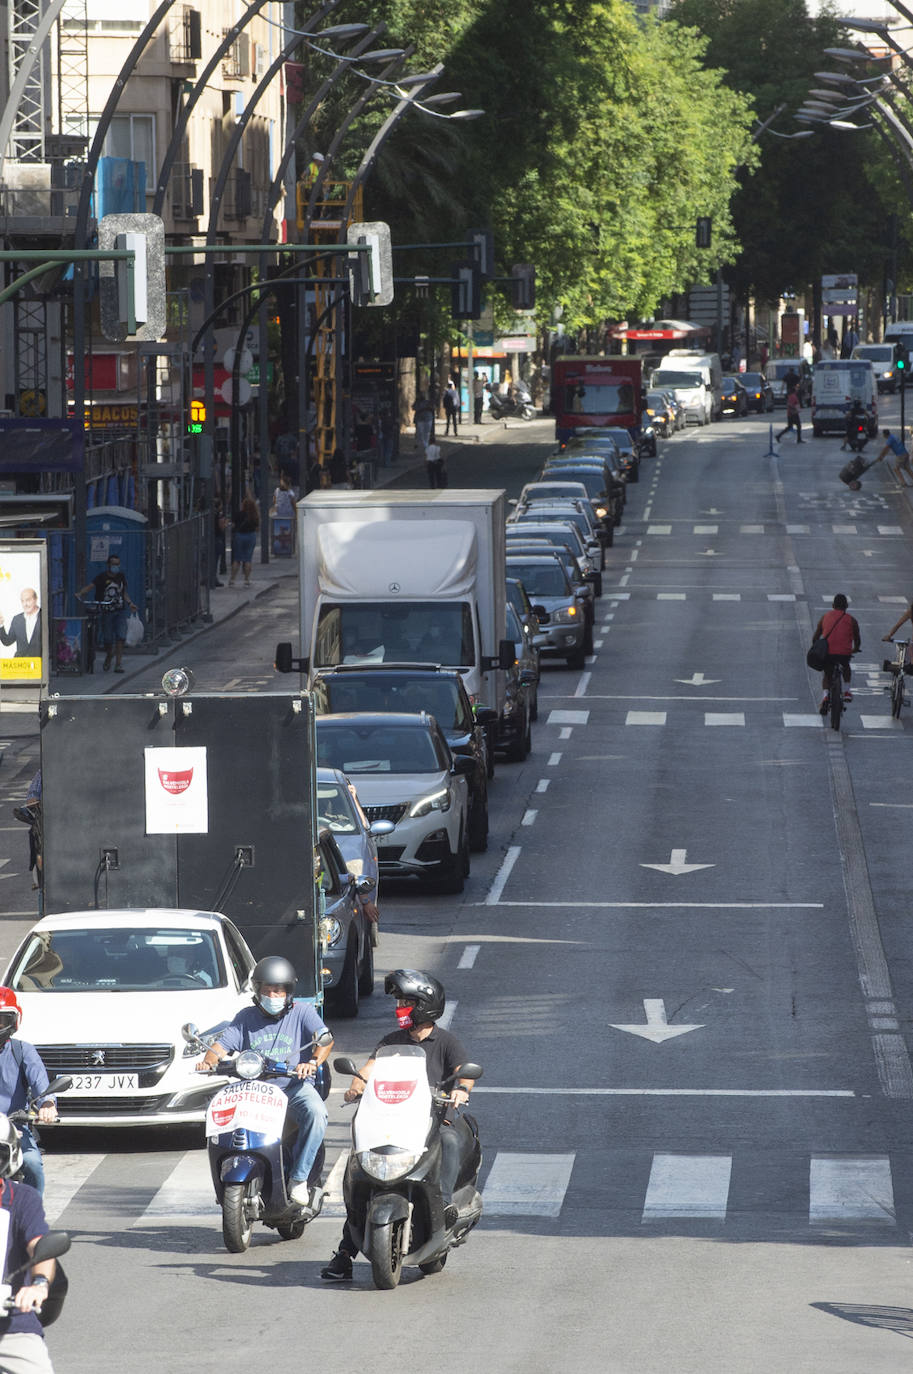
[206,1081,287,1138]
[353,1052,432,1153]
[144,746,208,834]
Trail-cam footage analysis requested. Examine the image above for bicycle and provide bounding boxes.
[824,659,845,731]
[882,639,911,719]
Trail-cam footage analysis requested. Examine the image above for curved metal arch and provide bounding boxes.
[0,0,69,180]
[153,0,339,218]
[257,23,385,246]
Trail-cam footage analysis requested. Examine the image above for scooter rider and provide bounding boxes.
[321,968,477,1282]
[0,990,57,1195]
[0,1114,59,1373]
[195,956,333,1210]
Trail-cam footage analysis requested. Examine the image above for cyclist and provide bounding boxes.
[812,594,860,715]
[883,600,913,671]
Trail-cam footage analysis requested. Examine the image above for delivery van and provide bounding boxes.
[851,343,897,393]
[811,359,878,437]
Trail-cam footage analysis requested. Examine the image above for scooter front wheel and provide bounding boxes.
[222,1181,258,1253]
[371,1219,406,1290]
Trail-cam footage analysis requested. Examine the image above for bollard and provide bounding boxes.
[765,423,778,458]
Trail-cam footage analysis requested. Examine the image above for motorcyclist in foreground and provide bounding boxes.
[321,968,478,1281]
[195,956,333,1210]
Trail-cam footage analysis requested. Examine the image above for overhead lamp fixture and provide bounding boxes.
[446,108,485,121]
[838,19,894,33]
[814,70,859,83]
[316,22,371,39]
[356,48,407,62]
[419,92,463,107]
[829,118,873,129]
[394,71,441,87]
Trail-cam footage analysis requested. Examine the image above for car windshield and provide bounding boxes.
[611,432,635,454]
[321,674,469,731]
[542,469,605,497]
[508,541,577,579]
[653,371,703,388]
[317,780,361,834]
[646,392,667,406]
[506,604,523,641]
[742,374,763,387]
[314,601,474,668]
[516,508,591,539]
[767,361,801,379]
[560,381,634,417]
[721,378,739,389]
[8,928,225,992]
[523,483,586,502]
[506,560,571,596]
[317,722,444,774]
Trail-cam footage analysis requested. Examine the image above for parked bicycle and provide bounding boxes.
[882,639,911,720]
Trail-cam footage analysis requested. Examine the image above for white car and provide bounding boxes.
[2,908,257,1127]
[316,713,472,894]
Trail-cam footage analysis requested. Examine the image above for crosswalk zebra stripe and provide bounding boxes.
[131,1149,214,1225]
[809,1155,895,1225]
[642,1153,732,1221]
[482,1152,575,1217]
[43,1153,106,1225]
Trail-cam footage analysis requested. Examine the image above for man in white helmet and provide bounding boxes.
[0,1113,59,1371]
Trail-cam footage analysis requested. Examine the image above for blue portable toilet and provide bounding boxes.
[84,507,147,620]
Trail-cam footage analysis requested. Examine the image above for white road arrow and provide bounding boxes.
[641,848,715,876]
[702,508,724,515]
[697,548,722,557]
[610,999,704,1044]
[674,673,721,686]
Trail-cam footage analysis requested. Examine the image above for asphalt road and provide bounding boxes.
[4,408,913,1371]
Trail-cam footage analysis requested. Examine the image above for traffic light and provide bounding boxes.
[347,220,393,307]
[451,260,481,319]
[188,400,206,434]
[895,342,909,373]
[696,216,712,249]
[98,212,166,342]
[468,227,494,280]
[510,263,536,311]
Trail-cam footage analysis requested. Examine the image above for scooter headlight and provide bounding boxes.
[358,1147,420,1182]
[235,1050,266,1080]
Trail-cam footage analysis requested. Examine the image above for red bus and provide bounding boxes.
[550,356,643,444]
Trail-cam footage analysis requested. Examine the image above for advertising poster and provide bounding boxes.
[0,541,47,684]
[144,746,209,834]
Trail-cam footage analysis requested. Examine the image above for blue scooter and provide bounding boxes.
[182,1024,332,1253]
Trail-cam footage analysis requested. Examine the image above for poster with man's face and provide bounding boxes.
[0,541,47,684]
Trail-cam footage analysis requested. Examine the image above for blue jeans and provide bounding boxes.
[284,1079,327,1185]
[20,1125,43,1195]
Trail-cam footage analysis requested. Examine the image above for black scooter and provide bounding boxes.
[488,384,536,421]
[334,1046,483,1289]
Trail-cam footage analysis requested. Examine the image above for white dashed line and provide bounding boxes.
[704,713,746,727]
[521,810,537,826]
[574,673,591,697]
[548,752,562,766]
[548,710,591,725]
[713,593,741,601]
[536,779,550,793]
[485,846,521,904]
[458,945,480,969]
[626,711,667,726]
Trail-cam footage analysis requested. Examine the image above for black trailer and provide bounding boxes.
[39,689,320,1001]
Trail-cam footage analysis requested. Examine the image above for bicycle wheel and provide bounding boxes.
[829,672,844,731]
[891,667,904,719]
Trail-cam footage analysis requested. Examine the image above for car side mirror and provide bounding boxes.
[369,819,395,837]
[356,875,377,895]
[498,638,515,670]
[474,705,498,726]
[452,754,476,776]
[275,642,293,674]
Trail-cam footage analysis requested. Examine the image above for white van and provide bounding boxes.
[665,350,723,420]
[651,363,712,426]
[850,343,896,393]
[811,359,878,437]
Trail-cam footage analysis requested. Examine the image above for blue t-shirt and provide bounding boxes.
[0,1041,50,1116]
[0,1179,48,1337]
[885,433,907,457]
[218,1003,328,1091]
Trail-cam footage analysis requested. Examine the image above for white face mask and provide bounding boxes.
[259,993,286,1016]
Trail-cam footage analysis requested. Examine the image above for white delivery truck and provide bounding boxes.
[664,350,724,420]
[276,488,513,720]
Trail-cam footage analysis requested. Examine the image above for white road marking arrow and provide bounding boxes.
[702,508,724,515]
[674,672,721,686]
[697,548,722,557]
[610,999,704,1043]
[641,848,715,876]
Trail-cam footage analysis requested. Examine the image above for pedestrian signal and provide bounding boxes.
[188,399,206,433]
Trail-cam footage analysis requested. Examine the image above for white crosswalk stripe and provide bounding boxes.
[809,1155,895,1225]
[43,1153,106,1225]
[131,1149,214,1226]
[642,1153,732,1221]
[482,1152,575,1217]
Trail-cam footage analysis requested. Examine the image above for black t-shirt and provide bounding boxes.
[92,569,127,610]
[373,1026,469,1088]
[0,1179,48,1337]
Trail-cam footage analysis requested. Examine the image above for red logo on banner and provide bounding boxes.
[158,767,193,795]
[374,1079,416,1105]
[210,1103,236,1129]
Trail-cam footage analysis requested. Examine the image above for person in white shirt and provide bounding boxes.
[0,588,41,658]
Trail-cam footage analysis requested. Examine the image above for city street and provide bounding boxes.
[4,410,913,1371]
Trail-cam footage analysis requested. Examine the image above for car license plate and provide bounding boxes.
[65,1073,140,1094]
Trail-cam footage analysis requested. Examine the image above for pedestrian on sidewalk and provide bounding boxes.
[77,554,136,673]
[473,371,485,424]
[876,428,913,487]
[230,495,259,588]
[776,388,803,444]
[425,440,446,489]
[412,393,434,453]
[443,380,460,436]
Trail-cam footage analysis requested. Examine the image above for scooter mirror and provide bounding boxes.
[446,1062,483,1083]
[181,1022,200,1045]
[44,1075,72,1097]
[333,1056,358,1075]
[26,1231,70,1268]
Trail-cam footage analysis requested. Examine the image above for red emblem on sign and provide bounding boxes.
[158,767,193,795]
[210,1103,236,1129]
[374,1079,416,1105]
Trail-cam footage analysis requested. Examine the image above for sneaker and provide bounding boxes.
[320,1250,353,1282]
[289,1180,313,1208]
[443,1203,459,1229]
[819,695,829,716]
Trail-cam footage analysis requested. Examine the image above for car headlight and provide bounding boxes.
[358,1147,420,1182]
[235,1050,266,1080]
[319,916,343,947]
[553,605,578,625]
[409,786,451,818]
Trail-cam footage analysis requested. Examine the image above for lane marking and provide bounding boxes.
[658,593,686,601]
[693,525,718,534]
[535,779,550,793]
[485,846,521,905]
[619,573,630,586]
[713,593,741,601]
[574,673,590,698]
[547,710,590,725]
[547,752,562,766]
[878,526,903,535]
[132,1150,214,1224]
[594,639,604,649]
[625,710,667,725]
[646,525,671,534]
[559,727,572,740]
[768,594,796,602]
[786,525,810,534]
[482,1152,575,1217]
[43,1154,107,1225]
[479,901,824,909]
[521,809,537,826]
[860,716,903,730]
[740,525,764,534]
[436,999,457,1031]
[832,525,857,535]
[809,1156,895,1225]
[642,1154,731,1221]
[784,714,824,727]
[704,712,745,726]
[319,1149,349,1218]
[458,944,480,969]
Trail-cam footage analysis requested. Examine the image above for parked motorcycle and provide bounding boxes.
[182,1023,333,1253]
[334,1045,483,1289]
[488,383,536,421]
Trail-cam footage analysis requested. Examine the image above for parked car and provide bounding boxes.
[505,553,587,670]
[740,371,774,412]
[315,713,473,893]
[720,376,748,417]
[312,666,491,851]
[765,357,813,406]
[1,908,257,1127]
[316,826,376,1017]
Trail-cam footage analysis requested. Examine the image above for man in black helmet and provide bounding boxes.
[196,956,333,1209]
[321,968,478,1282]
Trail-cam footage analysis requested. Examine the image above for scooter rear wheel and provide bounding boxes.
[222,1181,257,1253]
[276,1217,306,1241]
[371,1219,405,1290]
